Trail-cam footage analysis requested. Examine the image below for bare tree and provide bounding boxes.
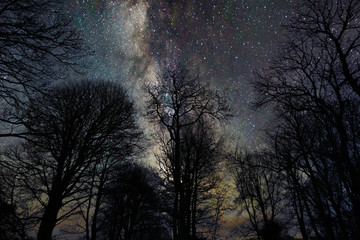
[206,183,230,240]
[0,162,36,240]
[180,120,224,239]
[253,0,360,239]
[0,0,88,136]
[2,80,140,240]
[228,149,288,240]
[144,62,231,240]
[156,120,225,240]
[266,106,359,240]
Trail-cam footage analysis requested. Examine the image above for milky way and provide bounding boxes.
[65,0,297,147]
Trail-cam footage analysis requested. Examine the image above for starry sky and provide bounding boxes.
[64,0,297,146]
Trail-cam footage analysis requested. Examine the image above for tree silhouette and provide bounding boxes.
[0,188,26,240]
[98,163,171,240]
[2,80,140,240]
[158,119,225,239]
[0,0,88,137]
[253,0,360,239]
[228,149,289,239]
[144,62,231,240]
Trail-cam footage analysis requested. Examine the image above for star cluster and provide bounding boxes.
[65,0,297,145]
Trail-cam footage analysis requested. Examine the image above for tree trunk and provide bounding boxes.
[90,170,106,240]
[191,192,197,239]
[173,131,181,240]
[292,189,308,240]
[179,178,186,240]
[37,193,63,240]
[191,169,199,239]
[37,166,65,240]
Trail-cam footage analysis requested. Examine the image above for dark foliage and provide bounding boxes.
[98,163,171,240]
[259,221,290,240]
[0,190,26,240]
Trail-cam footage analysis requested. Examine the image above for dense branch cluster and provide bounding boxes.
[0,0,86,96]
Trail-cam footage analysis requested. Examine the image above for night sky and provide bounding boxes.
[65,0,297,146]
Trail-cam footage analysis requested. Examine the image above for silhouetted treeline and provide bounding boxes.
[0,2,232,237]
[1,0,360,240]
